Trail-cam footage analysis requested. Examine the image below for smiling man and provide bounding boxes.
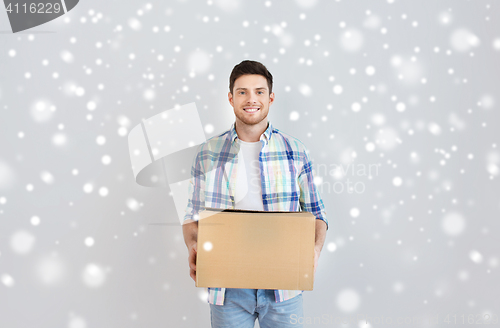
[182,60,328,328]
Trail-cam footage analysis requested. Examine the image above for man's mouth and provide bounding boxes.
[244,107,260,113]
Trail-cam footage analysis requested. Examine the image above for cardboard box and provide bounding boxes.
[196,208,316,290]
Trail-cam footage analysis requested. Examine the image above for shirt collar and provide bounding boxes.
[229,121,273,145]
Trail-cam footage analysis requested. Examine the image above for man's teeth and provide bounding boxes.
[244,108,259,112]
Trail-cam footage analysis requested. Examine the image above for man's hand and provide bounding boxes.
[313,246,321,277]
[188,242,197,282]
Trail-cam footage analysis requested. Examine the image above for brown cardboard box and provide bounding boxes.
[195,207,316,290]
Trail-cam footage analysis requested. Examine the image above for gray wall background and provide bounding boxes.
[1,0,499,327]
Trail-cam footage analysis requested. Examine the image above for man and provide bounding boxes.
[182,60,328,328]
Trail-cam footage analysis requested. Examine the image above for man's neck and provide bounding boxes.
[235,119,268,142]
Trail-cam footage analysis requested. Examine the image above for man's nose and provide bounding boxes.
[247,94,259,104]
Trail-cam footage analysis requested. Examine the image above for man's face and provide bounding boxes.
[228,74,274,126]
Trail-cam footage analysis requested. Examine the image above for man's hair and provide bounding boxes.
[229,60,273,95]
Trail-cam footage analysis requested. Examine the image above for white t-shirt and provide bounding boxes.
[234,139,264,211]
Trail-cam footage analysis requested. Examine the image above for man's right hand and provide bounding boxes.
[188,242,197,282]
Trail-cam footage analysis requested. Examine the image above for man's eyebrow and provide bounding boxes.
[235,87,268,91]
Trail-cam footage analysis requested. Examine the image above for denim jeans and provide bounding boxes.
[209,288,304,328]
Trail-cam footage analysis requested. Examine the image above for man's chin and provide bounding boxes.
[239,118,265,126]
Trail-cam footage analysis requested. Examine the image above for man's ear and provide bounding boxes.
[228,91,233,106]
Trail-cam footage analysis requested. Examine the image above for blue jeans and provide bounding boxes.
[209,288,304,328]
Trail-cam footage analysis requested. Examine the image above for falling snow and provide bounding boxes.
[0,1,499,327]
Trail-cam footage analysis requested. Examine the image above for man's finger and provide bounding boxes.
[189,251,196,263]
[189,254,196,268]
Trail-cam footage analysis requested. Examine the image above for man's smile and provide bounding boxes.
[243,107,260,113]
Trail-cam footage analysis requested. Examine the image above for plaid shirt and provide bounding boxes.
[184,120,328,306]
